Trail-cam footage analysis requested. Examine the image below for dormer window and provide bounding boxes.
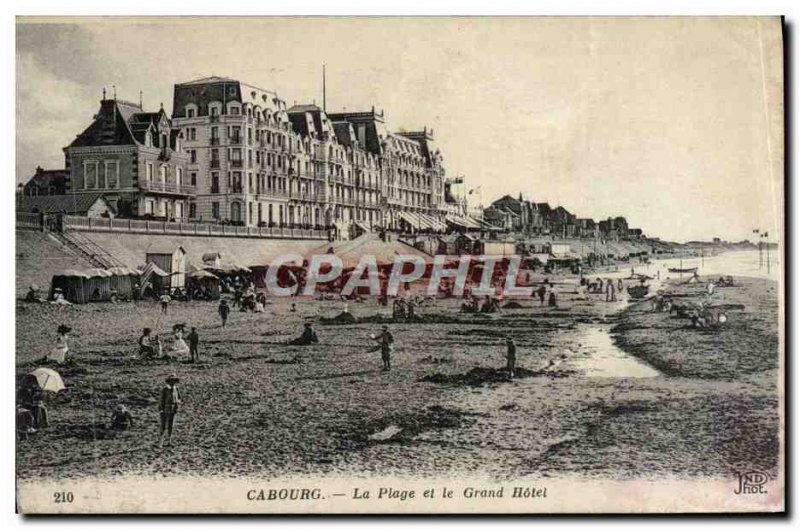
[145,131,153,147]
[187,108,195,118]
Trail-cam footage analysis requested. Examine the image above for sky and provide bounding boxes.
[16,17,783,243]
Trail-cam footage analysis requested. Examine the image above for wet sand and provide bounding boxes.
[15,272,780,481]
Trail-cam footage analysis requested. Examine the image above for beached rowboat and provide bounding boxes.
[667,267,698,274]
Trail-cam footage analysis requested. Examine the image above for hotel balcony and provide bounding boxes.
[140,179,196,196]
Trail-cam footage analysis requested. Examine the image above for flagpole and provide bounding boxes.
[766,233,770,274]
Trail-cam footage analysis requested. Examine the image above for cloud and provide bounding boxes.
[16,50,96,180]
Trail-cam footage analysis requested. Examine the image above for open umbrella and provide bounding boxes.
[28,368,65,393]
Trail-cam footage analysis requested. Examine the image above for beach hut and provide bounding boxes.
[145,244,186,290]
[187,270,221,300]
[49,270,91,303]
[105,267,141,300]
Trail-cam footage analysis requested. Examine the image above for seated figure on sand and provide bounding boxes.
[288,322,319,346]
[110,404,134,430]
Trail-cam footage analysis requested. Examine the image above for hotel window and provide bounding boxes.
[230,106,240,115]
[190,172,197,186]
[145,200,154,215]
[146,162,154,181]
[189,150,197,164]
[177,167,183,186]
[187,108,195,118]
[189,203,197,218]
[189,128,197,141]
[211,173,220,194]
[84,161,98,190]
[211,202,220,219]
[104,161,119,189]
[159,164,167,182]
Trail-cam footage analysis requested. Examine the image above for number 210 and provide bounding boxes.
[54,492,74,503]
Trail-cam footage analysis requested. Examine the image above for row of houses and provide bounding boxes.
[482,194,645,241]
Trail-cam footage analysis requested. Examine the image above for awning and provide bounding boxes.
[188,270,219,280]
[445,214,484,230]
[398,211,447,232]
[106,266,141,276]
[138,262,170,277]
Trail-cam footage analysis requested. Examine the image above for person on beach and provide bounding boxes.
[707,281,716,297]
[159,292,171,314]
[46,324,71,364]
[158,374,180,447]
[169,325,190,358]
[548,287,558,308]
[288,322,319,346]
[290,302,297,312]
[372,325,394,371]
[536,284,547,305]
[51,288,72,305]
[218,299,231,327]
[138,328,155,358]
[110,404,134,431]
[188,327,200,363]
[606,280,616,302]
[506,336,517,378]
[617,278,624,292]
[154,334,163,358]
[17,374,48,429]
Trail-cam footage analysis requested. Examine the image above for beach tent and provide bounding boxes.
[49,267,138,303]
[137,261,170,297]
[187,269,221,300]
[145,244,186,289]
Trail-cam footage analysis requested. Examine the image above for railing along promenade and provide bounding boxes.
[16,212,328,240]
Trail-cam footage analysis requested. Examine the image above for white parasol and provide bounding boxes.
[28,368,66,393]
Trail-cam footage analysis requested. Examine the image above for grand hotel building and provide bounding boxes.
[170,76,449,233]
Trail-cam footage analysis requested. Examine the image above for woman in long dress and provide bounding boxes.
[171,327,190,358]
[46,325,71,363]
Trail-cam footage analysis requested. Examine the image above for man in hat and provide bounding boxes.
[218,299,231,327]
[138,328,154,358]
[110,404,134,431]
[188,327,200,363]
[158,373,180,447]
[372,325,394,371]
[288,322,318,346]
[506,336,517,378]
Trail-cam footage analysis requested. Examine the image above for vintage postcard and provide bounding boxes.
[14,16,784,514]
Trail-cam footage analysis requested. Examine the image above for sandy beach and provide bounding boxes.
[15,252,781,482]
